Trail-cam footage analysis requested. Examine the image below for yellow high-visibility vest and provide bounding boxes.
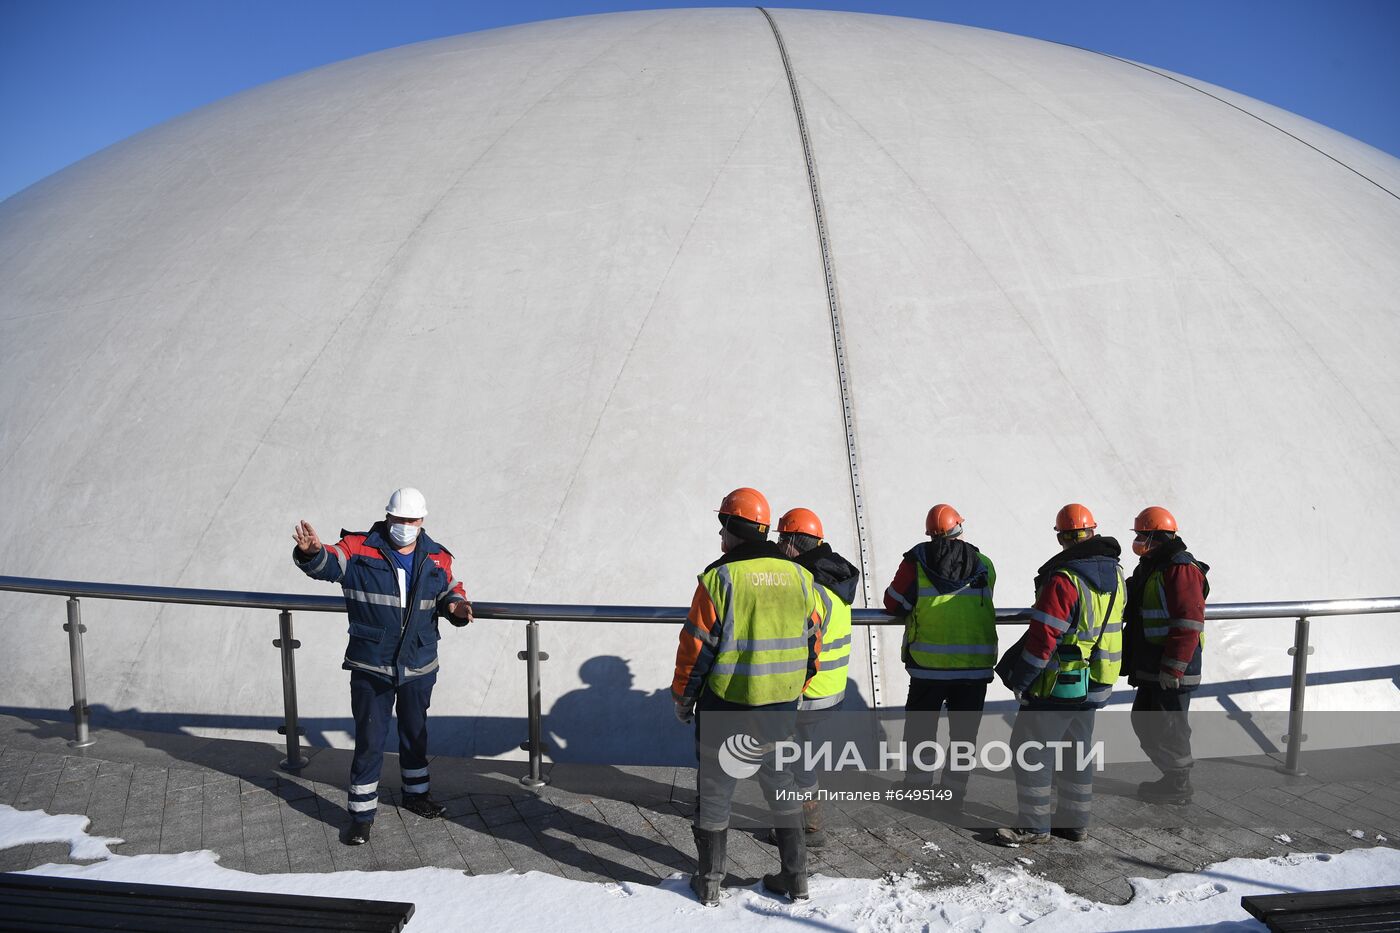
[701,557,822,706]
[803,584,849,709]
[1029,568,1124,699]
[904,555,997,680]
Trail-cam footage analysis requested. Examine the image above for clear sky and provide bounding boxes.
[2,0,1397,203]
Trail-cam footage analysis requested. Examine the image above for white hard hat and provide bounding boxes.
[385,487,427,519]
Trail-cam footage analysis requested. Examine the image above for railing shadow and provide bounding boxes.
[4,662,1396,769]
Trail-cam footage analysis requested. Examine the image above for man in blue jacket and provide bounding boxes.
[293,487,472,846]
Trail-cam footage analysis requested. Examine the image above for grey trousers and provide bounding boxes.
[694,704,804,832]
[1009,704,1098,833]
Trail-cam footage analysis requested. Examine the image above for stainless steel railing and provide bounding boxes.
[2,574,1398,783]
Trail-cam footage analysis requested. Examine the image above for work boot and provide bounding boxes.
[401,793,447,819]
[1137,769,1193,805]
[766,798,827,848]
[762,827,810,901]
[1050,807,1088,841]
[343,821,372,846]
[991,826,1050,847]
[689,826,727,906]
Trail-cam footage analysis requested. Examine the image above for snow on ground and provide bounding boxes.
[5,804,1400,931]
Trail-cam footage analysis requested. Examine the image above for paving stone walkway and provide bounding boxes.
[2,713,1398,906]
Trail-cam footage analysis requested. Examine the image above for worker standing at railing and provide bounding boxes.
[292,487,473,847]
[672,487,825,906]
[884,503,997,811]
[773,507,860,848]
[993,503,1124,847]
[1125,506,1210,805]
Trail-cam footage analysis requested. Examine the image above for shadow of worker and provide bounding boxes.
[545,656,691,766]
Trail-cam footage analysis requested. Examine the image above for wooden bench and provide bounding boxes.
[1242,885,1400,932]
[0,872,415,932]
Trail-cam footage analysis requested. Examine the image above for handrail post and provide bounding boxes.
[519,620,549,787]
[274,610,305,772]
[64,597,95,748]
[1278,615,1312,776]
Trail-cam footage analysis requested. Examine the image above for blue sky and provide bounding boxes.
[2,0,1397,202]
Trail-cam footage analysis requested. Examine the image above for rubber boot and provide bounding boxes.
[762,827,810,901]
[766,798,828,848]
[802,798,827,848]
[689,827,727,906]
[1137,769,1193,804]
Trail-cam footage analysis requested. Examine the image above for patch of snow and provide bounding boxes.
[1349,829,1366,839]
[0,806,122,861]
[4,804,1400,931]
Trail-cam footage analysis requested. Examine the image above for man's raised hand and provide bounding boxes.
[293,520,322,555]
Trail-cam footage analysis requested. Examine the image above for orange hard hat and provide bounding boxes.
[777,507,823,539]
[1133,506,1177,534]
[1054,503,1097,533]
[925,504,964,537]
[718,487,771,529]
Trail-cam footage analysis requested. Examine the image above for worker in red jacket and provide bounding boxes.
[1124,506,1210,804]
[884,503,996,809]
[994,504,1124,846]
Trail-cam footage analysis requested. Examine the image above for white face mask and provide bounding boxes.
[388,522,421,548]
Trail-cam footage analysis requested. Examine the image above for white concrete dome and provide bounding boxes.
[2,9,1399,760]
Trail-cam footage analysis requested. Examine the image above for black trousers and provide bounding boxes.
[904,679,988,790]
[1131,684,1194,774]
[348,670,435,824]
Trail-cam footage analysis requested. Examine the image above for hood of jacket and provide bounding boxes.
[792,542,861,606]
[1035,535,1122,594]
[905,538,987,590]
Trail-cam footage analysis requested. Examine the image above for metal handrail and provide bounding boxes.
[2,573,1398,783]
[4,576,1397,623]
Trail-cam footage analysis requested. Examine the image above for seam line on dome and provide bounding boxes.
[1060,42,1400,204]
[758,6,882,709]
